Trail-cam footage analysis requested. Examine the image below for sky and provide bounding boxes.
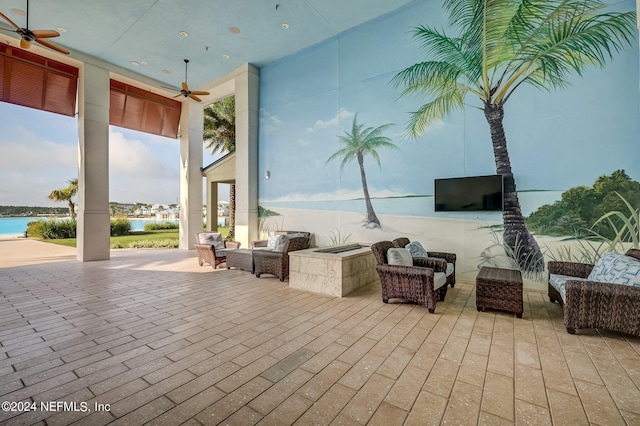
[0,101,225,207]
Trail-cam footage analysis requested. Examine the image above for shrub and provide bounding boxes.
[110,218,132,236]
[27,219,76,239]
[144,221,179,231]
[126,239,178,248]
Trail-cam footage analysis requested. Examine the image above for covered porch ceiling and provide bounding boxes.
[0,0,415,94]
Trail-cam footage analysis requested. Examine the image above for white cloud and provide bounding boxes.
[260,108,283,133]
[306,107,354,133]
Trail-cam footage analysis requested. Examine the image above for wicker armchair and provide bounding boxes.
[251,231,311,248]
[548,248,640,335]
[371,241,448,314]
[393,237,457,288]
[194,232,241,269]
[253,236,310,281]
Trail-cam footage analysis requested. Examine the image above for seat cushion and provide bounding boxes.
[387,248,413,266]
[549,274,589,303]
[434,272,447,290]
[446,262,454,276]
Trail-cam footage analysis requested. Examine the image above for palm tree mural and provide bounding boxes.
[327,114,397,227]
[48,178,78,220]
[203,96,236,240]
[393,0,635,271]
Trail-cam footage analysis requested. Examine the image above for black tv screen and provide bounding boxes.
[435,175,504,212]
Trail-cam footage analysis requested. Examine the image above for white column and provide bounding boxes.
[234,65,260,248]
[77,63,110,261]
[179,101,204,249]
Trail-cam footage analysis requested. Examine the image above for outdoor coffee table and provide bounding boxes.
[226,249,255,273]
[476,266,523,318]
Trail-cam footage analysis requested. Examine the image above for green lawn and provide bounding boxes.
[44,227,229,249]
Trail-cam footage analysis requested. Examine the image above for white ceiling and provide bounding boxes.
[0,0,415,92]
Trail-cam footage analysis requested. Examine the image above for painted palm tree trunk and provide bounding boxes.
[484,103,544,271]
[357,152,380,226]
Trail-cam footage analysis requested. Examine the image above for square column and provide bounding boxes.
[206,181,219,232]
[179,101,204,249]
[234,65,260,248]
[77,64,110,261]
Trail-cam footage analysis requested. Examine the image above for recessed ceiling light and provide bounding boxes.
[140,61,148,66]
[222,54,230,59]
[281,23,289,29]
[57,27,67,33]
[11,8,26,16]
[162,69,171,75]
[230,27,240,34]
[180,31,189,37]
[131,61,139,66]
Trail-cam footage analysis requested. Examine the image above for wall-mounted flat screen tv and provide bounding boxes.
[435,174,504,212]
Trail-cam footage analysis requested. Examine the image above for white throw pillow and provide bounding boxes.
[406,241,429,258]
[588,252,624,283]
[387,248,413,266]
[267,235,287,252]
[199,233,224,250]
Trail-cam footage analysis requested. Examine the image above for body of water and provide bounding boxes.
[0,218,179,237]
[262,190,563,220]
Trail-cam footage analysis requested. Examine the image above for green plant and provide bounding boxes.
[27,219,76,239]
[127,239,178,248]
[110,218,132,236]
[144,221,179,231]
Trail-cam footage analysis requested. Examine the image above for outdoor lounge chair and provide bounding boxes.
[371,241,448,313]
[253,235,310,281]
[393,237,457,288]
[194,232,240,269]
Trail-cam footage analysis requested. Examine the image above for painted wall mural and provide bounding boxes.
[257,0,639,287]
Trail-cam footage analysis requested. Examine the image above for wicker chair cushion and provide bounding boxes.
[433,272,447,290]
[387,248,412,266]
[198,232,225,250]
[406,241,428,257]
[550,274,589,302]
[445,263,454,276]
[588,252,640,286]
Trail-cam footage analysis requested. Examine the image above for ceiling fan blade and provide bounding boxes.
[36,38,69,54]
[181,82,189,92]
[20,38,31,49]
[32,29,60,39]
[172,93,183,99]
[0,12,20,30]
[190,91,210,96]
[189,94,202,102]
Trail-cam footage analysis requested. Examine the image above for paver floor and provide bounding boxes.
[1,238,639,425]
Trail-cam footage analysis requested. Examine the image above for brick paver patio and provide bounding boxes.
[1,238,639,425]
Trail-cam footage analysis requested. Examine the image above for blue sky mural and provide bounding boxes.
[258,0,639,214]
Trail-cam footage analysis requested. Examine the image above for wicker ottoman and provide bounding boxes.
[226,249,255,273]
[476,266,523,318]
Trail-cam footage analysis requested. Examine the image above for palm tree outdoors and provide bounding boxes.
[393,0,636,271]
[327,114,397,227]
[48,178,78,220]
[203,96,236,239]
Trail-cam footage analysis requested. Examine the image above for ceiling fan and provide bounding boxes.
[167,59,210,102]
[0,0,69,54]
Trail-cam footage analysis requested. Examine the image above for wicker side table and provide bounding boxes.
[476,266,523,318]
[226,249,255,273]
